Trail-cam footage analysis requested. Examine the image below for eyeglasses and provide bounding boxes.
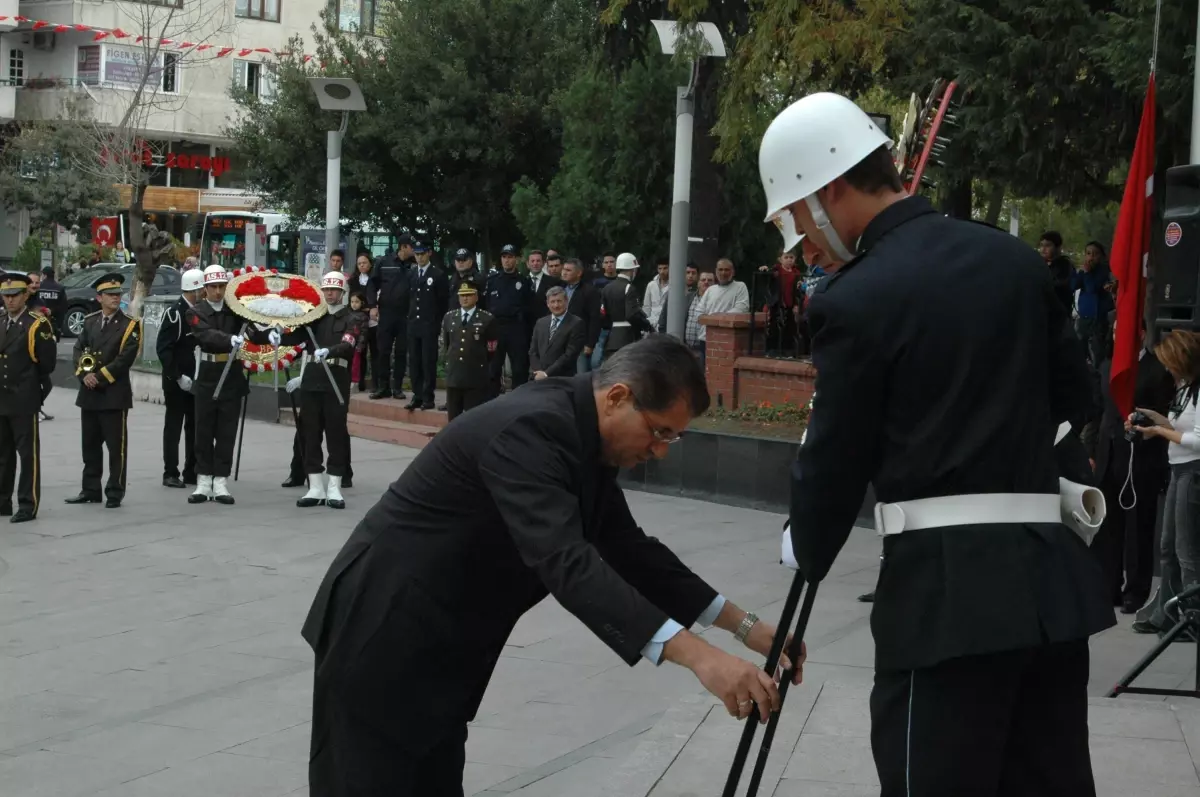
[632,399,682,444]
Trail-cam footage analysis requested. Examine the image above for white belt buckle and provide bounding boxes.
[874,501,906,536]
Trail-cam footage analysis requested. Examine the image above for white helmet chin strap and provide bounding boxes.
[803,194,856,263]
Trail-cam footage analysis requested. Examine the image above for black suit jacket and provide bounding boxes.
[0,309,56,415]
[301,374,717,756]
[1093,354,1175,481]
[73,311,141,411]
[791,196,1113,671]
[566,281,603,349]
[527,272,563,326]
[529,313,585,377]
[156,297,197,386]
[407,264,450,334]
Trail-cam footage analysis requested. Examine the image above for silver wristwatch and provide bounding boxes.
[734,611,758,643]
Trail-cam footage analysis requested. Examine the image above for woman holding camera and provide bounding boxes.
[1128,329,1200,635]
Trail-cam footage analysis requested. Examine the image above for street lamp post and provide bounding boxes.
[307,77,367,272]
[651,20,726,342]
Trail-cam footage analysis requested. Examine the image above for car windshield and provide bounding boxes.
[62,266,111,288]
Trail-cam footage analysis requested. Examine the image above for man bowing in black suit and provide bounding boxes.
[761,93,1112,797]
[302,336,800,796]
[529,286,585,380]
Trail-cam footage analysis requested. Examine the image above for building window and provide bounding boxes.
[234,60,276,102]
[9,49,24,86]
[331,0,379,34]
[236,0,280,23]
[162,53,178,93]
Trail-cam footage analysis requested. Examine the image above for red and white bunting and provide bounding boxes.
[0,16,386,64]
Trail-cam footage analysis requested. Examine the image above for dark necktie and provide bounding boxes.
[549,316,560,341]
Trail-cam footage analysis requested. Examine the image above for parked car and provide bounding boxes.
[62,264,181,338]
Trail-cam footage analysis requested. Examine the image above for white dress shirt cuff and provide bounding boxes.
[641,594,727,665]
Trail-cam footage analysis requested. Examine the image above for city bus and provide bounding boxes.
[195,210,286,271]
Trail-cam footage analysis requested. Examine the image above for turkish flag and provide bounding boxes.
[91,216,119,248]
[1109,74,1156,418]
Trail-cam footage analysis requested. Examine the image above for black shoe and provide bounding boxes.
[857,591,875,603]
[1122,596,1147,615]
[357,383,367,393]
[1131,620,1161,634]
[163,476,187,489]
[395,390,407,400]
[187,493,209,504]
[437,404,448,412]
[405,401,423,411]
[369,389,392,400]
[0,503,11,517]
[281,475,306,488]
[10,509,35,523]
[65,493,103,504]
[105,498,122,509]
[213,495,234,506]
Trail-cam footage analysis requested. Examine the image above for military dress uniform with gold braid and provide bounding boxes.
[67,274,141,508]
[440,282,494,421]
[0,273,57,523]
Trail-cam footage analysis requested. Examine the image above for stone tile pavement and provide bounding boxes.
[1,391,1197,796]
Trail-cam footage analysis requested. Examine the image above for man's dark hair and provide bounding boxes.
[564,258,583,270]
[595,336,710,417]
[685,263,698,272]
[529,249,545,258]
[1040,231,1063,248]
[602,251,615,259]
[656,257,670,267]
[331,249,346,260]
[841,145,903,194]
[546,252,562,263]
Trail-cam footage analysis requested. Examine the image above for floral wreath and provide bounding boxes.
[224,266,326,370]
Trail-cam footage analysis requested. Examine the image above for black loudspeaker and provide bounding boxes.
[1157,165,1200,326]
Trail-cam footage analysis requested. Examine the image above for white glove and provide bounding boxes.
[229,334,245,350]
[285,376,302,394]
[781,524,799,570]
[268,329,282,346]
[313,347,330,362]
[177,375,193,392]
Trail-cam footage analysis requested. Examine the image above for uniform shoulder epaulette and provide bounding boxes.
[84,309,102,318]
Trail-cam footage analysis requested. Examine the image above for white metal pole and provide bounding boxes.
[666,85,694,341]
[325,129,342,272]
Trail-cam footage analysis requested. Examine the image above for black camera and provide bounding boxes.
[1124,411,1154,442]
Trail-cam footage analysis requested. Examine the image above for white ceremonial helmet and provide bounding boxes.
[322,271,346,291]
[180,268,205,292]
[758,92,893,262]
[615,252,640,272]
[203,264,229,285]
[773,211,805,253]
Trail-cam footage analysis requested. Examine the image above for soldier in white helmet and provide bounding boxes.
[761,93,1110,795]
[283,271,360,510]
[156,267,204,489]
[186,265,274,506]
[599,252,652,361]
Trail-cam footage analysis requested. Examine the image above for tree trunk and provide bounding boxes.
[126,183,154,319]
[688,59,724,272]
[938,177,973,220]
[983,184,1005,227]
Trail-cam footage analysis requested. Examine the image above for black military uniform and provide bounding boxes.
[66,273,141,508]
[788,196,1112,795]
[482,252,533,397]
[441,282,494,420]
[600,273,651,359]
[406,246,449,410]
[155,296,198,488]
[0,273,56,522]
[369,240,413,399]
[37,268,67,339]
[188,297,252,502]
[287,305,358,504]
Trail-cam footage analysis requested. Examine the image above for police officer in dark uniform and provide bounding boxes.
[37,267,67,339]
[65,272,141,509]
[156,267,203,489]
[482,244,533,396]
[441,281,494,420]
[762,94,1111,796]
[285,271,359,510]
[0,273,56,523]
[405,241,449,410]
[447,248,486,307]
[369,235,414,400]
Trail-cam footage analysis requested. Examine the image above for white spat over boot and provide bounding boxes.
[326,475,345,510]
[188,475,213,504]
[212,476,235,505]
[297,473,327,508]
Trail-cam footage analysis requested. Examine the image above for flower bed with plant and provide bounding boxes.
[690,398,810,441]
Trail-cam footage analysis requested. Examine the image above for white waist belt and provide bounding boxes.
[610,321,632,328]
[780,481,1106,570]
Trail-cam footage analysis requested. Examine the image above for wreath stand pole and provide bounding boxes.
[233,392,249,481]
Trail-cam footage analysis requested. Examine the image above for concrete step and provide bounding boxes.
[346,391,449,429]
[280,411,440,449]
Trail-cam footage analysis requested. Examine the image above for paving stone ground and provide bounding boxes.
[1,391,1198,796]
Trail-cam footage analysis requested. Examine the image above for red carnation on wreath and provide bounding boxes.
[281,279,321,306]
[236,275,270,298]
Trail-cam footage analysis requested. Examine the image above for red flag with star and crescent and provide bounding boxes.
[1109,73,1156,418]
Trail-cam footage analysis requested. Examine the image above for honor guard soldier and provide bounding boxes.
[761,93,1111,796]
[188,265,255,506]
[285,271,358,510]
[369,235,413,400]
[156,268,203,488]
[441,281,494,420]
[599,252,652,361]
[405,241,449,411]
[66,272,141,509]
[483,244,533,396]
[0,273,56,522]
